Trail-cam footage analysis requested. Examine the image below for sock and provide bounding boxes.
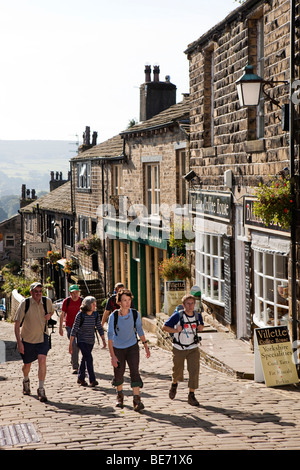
[39,380,44,389]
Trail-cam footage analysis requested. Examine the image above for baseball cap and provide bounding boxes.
[69,284,79,292]
[190,285,201,297]
[30,282,43,291]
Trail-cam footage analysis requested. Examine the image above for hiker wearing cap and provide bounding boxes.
[162,293,204,406]
[59,284,82,374]
[14,282,54,402]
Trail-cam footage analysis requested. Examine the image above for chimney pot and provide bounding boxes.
[153,65,160,82]
[145,65,151,82]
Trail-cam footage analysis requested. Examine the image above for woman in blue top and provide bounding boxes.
[70,296,106,387]
[107,289,150,411]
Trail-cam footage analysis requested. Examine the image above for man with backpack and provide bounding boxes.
[162,294,204,406]
[59,284,82,374]
[14,281,54,402]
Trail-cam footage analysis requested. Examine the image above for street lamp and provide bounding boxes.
[236,64,288,108]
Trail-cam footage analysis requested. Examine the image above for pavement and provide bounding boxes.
[0,316,259,451]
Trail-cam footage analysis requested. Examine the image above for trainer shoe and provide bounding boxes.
[169,382,178,400]
[188,392,199,407]
[23,378,30,395]
[37,387,48,402]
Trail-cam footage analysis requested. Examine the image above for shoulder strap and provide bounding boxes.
[113,308,138,336]
[20,296,48,326]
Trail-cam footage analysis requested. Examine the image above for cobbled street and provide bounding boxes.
[1,320,300,452]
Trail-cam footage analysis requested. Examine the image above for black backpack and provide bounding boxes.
[113,309,138,337]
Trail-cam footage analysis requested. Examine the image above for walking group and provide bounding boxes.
[14,281,204,411]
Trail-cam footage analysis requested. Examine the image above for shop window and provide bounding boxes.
[195,233,224,305]
[253,250,289,327]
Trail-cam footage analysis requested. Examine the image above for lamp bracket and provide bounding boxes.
[262,80,289,108]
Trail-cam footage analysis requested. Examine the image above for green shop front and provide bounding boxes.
[105,218,168,316]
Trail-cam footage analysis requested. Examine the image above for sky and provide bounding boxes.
[0,0,238,145]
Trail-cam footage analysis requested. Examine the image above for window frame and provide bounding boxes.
[195,232,225,306]
[77,162,91,189]
[145,163,160,216]
[253,250,289,327]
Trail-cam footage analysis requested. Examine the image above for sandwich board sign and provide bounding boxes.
[254,326,299,387]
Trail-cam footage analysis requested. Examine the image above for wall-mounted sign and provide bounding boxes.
[26,243,50,259]
[254,326,299,387]
[189,190,232,222]
[164,280,186,316]
[244,197,289,235]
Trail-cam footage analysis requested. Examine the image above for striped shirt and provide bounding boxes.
[71,311,104,344]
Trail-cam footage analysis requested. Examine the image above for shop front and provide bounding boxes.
[189,190,234,328]
[105,218,167,316]
[244,197,290,330]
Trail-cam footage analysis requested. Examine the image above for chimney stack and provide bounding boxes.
[139,64,176,122]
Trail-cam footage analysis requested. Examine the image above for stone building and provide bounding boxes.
[70,66,189,315]
[20,180,74,299]
[184,0,298,342]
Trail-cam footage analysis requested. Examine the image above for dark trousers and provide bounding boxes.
[112,342,143,388]
[77,342,95,383]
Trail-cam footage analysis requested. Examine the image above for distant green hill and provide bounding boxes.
[0,140,77,197]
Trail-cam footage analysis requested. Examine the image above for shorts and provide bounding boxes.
[21,334,50,364]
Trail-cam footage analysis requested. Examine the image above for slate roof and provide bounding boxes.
[120,97,190,136]
[71,134,124,162]
[20,181,72,215]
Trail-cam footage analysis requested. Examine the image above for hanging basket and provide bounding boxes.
[253,177,293,230]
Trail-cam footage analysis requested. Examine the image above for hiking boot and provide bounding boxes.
[116,391,124,408]
[77,378,88,387]
[23,378,30,396]
[133,395,144,412]
[188,392,199,407]
[90,380,98,387]
[169,383,178,400]
[37,387,48,403]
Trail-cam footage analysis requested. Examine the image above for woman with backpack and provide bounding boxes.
[69,296,106,387]
[107,289,150,412]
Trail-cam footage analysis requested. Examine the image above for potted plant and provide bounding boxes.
[158,254,191,281]
[77,234,101,256]
[45,250,61,265]
[253,176,293,230]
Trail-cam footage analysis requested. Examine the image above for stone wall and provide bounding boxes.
[187,0,291,195]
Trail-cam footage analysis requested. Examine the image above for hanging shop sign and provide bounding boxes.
[189,190,232,222]
[254,326,299,387]
[26,242,50,259]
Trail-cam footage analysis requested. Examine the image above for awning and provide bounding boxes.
[251,231,290,256]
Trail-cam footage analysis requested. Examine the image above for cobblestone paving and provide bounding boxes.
[1,320,300,451]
